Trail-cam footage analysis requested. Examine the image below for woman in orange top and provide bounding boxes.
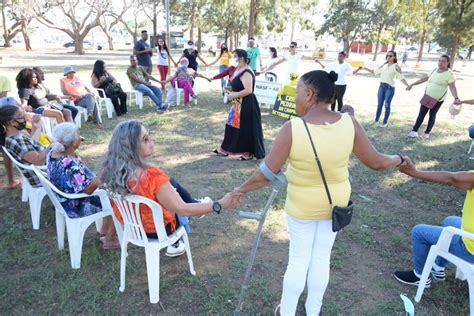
[102,120,240,256]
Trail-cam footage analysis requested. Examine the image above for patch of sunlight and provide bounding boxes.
[422,135,466,147]
[235,208,288,243]
[80,143,108,158]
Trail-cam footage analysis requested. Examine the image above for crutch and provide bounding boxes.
[234,175,286,316]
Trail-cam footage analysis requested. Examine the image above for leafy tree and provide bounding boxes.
[34,0,110,55]
[98,0,130,50]
[1,0,37,50]
[437,0,474,68]
[316,0,372,57]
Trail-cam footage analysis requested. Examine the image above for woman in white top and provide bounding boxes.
[155,38,177,90]
[261,47,280,81]
[354,51,409,126]
[315,51,357,111]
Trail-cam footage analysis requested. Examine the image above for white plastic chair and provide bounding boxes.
[2,146,47,230]
[74,106,87,128]
[468,141,474,160]
[110,193,196,304]
[415,226,474,314]
[31,166,123,269]
[127,90,143,109]
[95,88,114,119]
[41,117,57,139]
[175,80,198,106]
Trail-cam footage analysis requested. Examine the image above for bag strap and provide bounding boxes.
[301,118,333,207]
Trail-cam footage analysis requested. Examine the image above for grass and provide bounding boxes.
[1,67,473,315]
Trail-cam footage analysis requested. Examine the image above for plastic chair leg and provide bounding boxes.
[468,277,474,316]
[456,267,467,281]
[28,188,46,230]
[119,240,128,292]
[66,221,86,269]
[182,232,196,275]
[95,218,102,233]
[415,246,437,303]
[21,179,28,202]
[55,211,66,250]
[144,246,161,304]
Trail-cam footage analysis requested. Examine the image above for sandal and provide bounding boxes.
[273,303,281,316]
[7,179,21,190]
[239,155,254,161]
[212,149,228,157]
[100,239,121,251]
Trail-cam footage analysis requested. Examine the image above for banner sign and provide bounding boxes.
[272,85,297,119]
[254,80,283,105]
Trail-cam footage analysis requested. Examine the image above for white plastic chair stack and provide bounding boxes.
[41,117,57,139]
[95,88,114,119]
[2,146,47,230]
[415,226,474,315]
[31,166,122,269]
[175,80,198,106]
[127,90,143,109]
[110,194,195,304]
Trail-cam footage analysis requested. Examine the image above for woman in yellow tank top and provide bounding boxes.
[232,70,405,315]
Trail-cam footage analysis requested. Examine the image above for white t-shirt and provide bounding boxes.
[157,49,169,66]
[285,52,302,75]
[325,62,353,85]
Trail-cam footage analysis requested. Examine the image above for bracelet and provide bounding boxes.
[396,154,405,167]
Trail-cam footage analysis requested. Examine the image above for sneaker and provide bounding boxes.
[394,270,431,288]
[165,240,185,257]
[381,123,388,127]
[191,94,199,100]
[431,268,446,281]
[407,131,419,138]
[162,103,170,110]
[421,133,430,139]
[156,107,165,113]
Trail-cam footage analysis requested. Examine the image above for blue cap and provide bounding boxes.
[63,66,75,75]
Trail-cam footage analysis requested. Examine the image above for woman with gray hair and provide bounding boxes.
[47,122,119,250]
[101,120,241,256]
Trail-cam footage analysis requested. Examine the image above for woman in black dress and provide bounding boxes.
[91,60,128,116]
[213,49,265,160]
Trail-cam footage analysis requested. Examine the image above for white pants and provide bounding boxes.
[280,215,337,316]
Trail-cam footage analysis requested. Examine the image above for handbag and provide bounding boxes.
[419,70,446,109]
[301,118,354,232]
[105,82,122,96]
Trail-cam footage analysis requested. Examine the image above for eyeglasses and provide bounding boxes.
[289,45,296,49]
[386,55,394,58]
[14,116,26,123]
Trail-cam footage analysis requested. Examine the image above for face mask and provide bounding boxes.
[14,120,26,131]
[231,58,239,66]
[180,61,189,68]
[187,45,194,50]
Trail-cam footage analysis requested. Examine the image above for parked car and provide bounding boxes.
[407,46,418,51]
[63,40,93,49]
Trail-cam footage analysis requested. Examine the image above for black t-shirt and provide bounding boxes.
[18,87,49,109]
[183,49,199,71]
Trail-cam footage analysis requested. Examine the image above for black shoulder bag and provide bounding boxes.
[301,118,354,232]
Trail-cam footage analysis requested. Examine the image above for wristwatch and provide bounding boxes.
[212,201,222,214]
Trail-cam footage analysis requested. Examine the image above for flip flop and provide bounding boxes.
[239,155,254,161]
[7,179,21,190]
[212,149,228,157]
[100,239,121,251]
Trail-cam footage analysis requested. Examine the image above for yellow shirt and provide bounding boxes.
[461,171,474,254]
[374,63,404,87]
[426,69,455,101]
[285,115,355,220]
[219,52,232,67]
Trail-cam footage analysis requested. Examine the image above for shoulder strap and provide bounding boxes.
[300,118,333,207]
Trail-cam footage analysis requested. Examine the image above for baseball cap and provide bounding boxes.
[63,66,75,75]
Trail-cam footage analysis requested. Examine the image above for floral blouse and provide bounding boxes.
[46,153,102,218]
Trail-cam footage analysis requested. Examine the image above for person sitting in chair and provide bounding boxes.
[394,157,474,287]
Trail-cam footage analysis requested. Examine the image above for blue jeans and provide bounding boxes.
[135,84,162,108]
[469,124,474,138]
[375,83,395,124]
[219,65,228,91]
[412,216,474,274]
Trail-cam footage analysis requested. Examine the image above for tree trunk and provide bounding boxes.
[449,34,460,69]
[290,19,295,42]
[248,0,256,39]
[153,1,157,40]
[229,28,234,51]
[99,21,114,50]
[74,33,85,55]
[189,2,196,42]
[372,24,383,61]
[197,28,202,53]
[343,37,350,57]
[416,27,426,64]
[467,45,473,61]
[20,19,31,51]
[1,2,11,48]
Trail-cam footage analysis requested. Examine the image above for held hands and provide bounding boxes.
[397,156,417,176]
[227,92,237,100]
[406,84,412,91]
[454,98,462,105]
[218,191,244,209]
[31,114,42,129]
